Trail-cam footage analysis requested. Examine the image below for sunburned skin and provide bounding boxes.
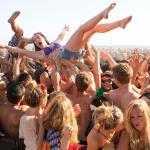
[0,103,25,138]
[119,16,132,29]
[8,11,20,23]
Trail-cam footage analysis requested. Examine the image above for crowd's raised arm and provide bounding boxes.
[0,2,150,150]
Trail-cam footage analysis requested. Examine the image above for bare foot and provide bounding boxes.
[120,16,132,29]
[8,11,20,23]
[102,3,116,19]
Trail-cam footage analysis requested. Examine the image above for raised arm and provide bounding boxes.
[36,113,44,150]
[60,125,73,150]
[92,45,101,89]
[51,65,61,91]
[53,24,70,44]
[129,51,144,84]
[100,50,117,69]
[139,53,150,73]
[1,44,45,61]
[13,55,22,80]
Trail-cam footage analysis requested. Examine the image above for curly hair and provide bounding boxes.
[92,105,123,130]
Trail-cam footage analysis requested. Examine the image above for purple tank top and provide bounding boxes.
[43,43,62,56]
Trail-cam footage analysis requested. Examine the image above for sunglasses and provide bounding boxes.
[101,79,112,84]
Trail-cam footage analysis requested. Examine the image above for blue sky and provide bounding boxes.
[0,0,150,46]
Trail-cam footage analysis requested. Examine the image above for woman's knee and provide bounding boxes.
[78,25,87,34]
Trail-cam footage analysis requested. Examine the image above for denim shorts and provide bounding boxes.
[60,48,86,60]
[8,34,20,47]
[7,34,20,59]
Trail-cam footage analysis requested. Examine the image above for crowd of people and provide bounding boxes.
[0,2,150,150]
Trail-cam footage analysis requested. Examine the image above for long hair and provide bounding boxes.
[32,32,50,51]
[125,99,150,150]
[43,91,78,143]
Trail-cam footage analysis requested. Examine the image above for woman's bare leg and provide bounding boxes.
[83,15,132,43]
[17,40,26,49]
[8,11,23,37]
[65,3,116,51]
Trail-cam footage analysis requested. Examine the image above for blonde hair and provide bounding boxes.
[92,105,123,129]
[43,92,78,143]
[112,63,133,84]
[125,99,150,150]
[24,81,43,107]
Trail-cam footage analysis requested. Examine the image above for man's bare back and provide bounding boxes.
[0,103,26,138]
[108,85,140,112]
[71,92,94,142]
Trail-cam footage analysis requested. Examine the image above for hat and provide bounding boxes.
[101,71,112,78]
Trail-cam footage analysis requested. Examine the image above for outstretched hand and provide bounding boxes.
[64,24,70,31]
[100,50,110,61]
[60,124,73,150]
[0,44,6,49]
[73,104,81,117]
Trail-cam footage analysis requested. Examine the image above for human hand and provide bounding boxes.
[51,70,61,84]
[0,44,6,49]
[100,50,110,61]
[61,124,73,143]
[73,104,81,117]
[64,24,70,31]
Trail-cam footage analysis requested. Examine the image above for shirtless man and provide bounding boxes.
[108,63,141,112]
[0,81,26,138]
[70,72,94,144]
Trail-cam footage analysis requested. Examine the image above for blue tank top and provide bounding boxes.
[43,43,62,56]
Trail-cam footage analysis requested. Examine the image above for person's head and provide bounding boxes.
[32,32,49,51]
[92,105,123,141]
[100,61,110,72]
[139,92,150,106]
[34,67,51,84]
[101,71,113,92]
[93,105,123,130]
[7,80,25,104]
[90,96,109,111]
[125,99,150,149]
[40,69,51,86]
[75,72,90,92]
[16,72,32,87]
[125,99,150,133]
[134,72,147,89]
[24,82,43,108]
[43,91,78,143]
[112,63,133,85]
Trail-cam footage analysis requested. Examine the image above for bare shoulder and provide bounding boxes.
[108,89,119,100]
[121,130,129,138]
[81,93,94,102]
[117,130,129,150]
